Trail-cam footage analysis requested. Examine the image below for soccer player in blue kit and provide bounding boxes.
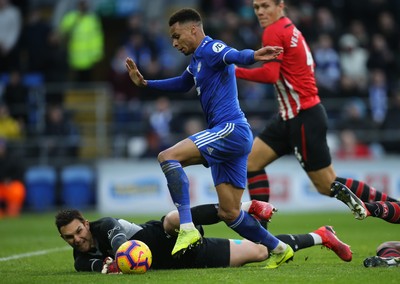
[125,8,292,268]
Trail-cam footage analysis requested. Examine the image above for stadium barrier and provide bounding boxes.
[96,157,400,214]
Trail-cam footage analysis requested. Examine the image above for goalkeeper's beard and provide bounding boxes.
[73,239,91,252]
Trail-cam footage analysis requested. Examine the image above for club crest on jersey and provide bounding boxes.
[212,42,226,53]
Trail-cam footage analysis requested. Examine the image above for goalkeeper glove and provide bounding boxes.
[101,257,121,274]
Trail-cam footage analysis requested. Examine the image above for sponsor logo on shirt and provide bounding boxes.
[212,42,226,53]
[107,226,121,239]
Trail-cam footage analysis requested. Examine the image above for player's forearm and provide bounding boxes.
[111,234,129,255]
[147,70,194,92]
[224,49,255,66]
[235,63,280,83]
[147,77,191,92]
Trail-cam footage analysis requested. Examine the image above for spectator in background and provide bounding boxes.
[46,32,69,83]
[335,129,373,160]
[338,33,369,92]
[375,11,400,52]
[0,138,25,217]
[146,97,178,152]
[368,69,388,126]
[288,0,315,42]
[381,90,400,154]
[348,19,369,48]
[120,12,145,44]
[367,33,395,82]
[0,103,23,141]
[236,0,260,50]
[109,46,144,157]
[238,80,273,113]
[338,74,367,100]
[58,0,104,82]
[2,70,29,126]
[336,97,375,135]
[336,97,385,158]
[20,6,52,75]
[313,7,338,40]
[0,0,22,73]
[313,33,341,98]
[147,18,189,77]
[182,116,205,137]
[21,5,68,83]
[125,32,158,80]
[42,104,80,159]
[217,12,251,50]
[109,46,137,103]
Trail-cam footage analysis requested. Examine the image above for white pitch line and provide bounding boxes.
[0,246,70,262]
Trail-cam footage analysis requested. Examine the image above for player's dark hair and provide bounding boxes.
[55,209,86,233]
[168,8,202,27]
[270,0,284,6]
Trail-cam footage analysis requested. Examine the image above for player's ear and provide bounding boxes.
[191,24,198,35]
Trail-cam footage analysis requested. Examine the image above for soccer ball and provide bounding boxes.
[115,240,152,274]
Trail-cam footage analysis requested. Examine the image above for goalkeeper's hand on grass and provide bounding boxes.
[101,257,121,274]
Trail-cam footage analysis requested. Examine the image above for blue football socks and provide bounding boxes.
[229,210,279,250]
[160,160,192,224]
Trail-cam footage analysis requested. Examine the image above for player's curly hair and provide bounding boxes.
[55,209,85,233]
[169,8,202,27]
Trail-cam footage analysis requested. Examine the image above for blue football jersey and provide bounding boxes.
[187,36,247,128]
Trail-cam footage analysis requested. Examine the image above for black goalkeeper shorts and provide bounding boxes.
[133,220,230,269]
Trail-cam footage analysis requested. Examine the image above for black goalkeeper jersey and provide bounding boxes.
[72,217,230,272]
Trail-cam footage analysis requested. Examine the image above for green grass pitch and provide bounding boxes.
[1,210,398,283]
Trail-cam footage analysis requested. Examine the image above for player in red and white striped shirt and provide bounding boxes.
[235,0,399,223]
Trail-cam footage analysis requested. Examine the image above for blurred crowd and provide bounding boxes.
[0,0,400,168]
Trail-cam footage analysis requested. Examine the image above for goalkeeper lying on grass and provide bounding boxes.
[55,200,352,273]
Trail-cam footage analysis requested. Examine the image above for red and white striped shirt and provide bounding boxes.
[236,17,320,120]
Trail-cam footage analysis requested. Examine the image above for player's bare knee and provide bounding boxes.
[257,245,269,261]
[157,150,167,163]
[217,207,240,223]
[163,210,179,236]
[261,251,269,261]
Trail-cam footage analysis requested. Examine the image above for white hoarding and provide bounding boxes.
[97,157,400,215]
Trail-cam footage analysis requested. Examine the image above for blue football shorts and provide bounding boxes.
[189,122,253,189]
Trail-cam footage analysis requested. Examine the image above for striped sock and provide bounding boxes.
[335,177,397,202]
[247,170,270,202]
[364,201,400,224]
